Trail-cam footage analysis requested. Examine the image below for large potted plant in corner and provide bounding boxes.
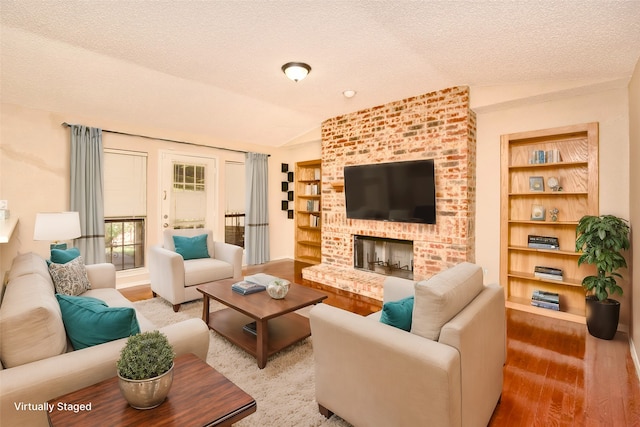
[575,214,630,340]
[116,330,176,409]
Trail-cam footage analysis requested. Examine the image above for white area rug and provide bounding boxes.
[134,297,350,427]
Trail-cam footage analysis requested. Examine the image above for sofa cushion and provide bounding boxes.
[0,274,67,368]
[411,262,484,341]
[56,294,141,350]
[50,247,81,264]
[48,256,91,296]
[7,252,54,287]
[173,234,210,260]
[184,258,234,286]
[380,296,414,331]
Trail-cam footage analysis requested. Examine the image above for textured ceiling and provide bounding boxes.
[1,1,639,147]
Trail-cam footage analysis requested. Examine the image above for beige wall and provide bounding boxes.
[473,81,632,329]
[629,59,640,367]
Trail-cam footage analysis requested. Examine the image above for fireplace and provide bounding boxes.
[353,235,413,280]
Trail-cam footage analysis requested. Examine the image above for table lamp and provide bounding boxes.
[33,212,81,250]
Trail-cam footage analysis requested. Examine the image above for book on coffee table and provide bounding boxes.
[231,281,266,295]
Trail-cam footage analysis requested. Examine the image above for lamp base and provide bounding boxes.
[50,243,68,250]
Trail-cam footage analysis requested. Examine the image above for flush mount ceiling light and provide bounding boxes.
[343,90,357,98]
[281,62,311,82]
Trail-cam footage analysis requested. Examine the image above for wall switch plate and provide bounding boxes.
[0,200,7,210]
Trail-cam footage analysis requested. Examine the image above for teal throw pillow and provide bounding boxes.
[56,294,140,350]
[379,296,414,331]
[50,247,81,264]
[173,234,210,260]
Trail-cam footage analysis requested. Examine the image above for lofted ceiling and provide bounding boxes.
[1,1,639,147]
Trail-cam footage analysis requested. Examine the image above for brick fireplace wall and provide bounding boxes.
[302,86,477,300]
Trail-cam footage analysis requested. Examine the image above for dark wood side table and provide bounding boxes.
[197,279,328,369]
[47,353,256,426]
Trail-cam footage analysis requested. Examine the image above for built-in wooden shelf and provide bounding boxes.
[294,160,322,264]
[500,122,599,323]
[330,181,344,192]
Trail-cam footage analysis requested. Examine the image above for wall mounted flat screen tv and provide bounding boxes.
[344,159,436,224]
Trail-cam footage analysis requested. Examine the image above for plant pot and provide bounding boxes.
[118,363,174,409]
[585,296,620,340]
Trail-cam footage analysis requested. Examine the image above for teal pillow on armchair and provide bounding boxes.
[172,234,210,260]
[379,296,414,331]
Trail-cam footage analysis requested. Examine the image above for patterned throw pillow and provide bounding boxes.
[48,256,91,296]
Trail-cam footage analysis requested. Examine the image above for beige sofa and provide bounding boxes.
[0,252,210,427]
[309,262,506,427]
[150,228,243,312]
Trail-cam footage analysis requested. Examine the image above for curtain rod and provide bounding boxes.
[61,122,269,156]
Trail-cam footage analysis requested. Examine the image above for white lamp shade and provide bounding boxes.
[281,62,311,82]
[33,212,81,242]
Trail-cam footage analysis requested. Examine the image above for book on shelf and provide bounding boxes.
[530,149,561,164]
[534,266,563,281]
[309,214,320,227]
[304,183,319,195]
[314,168,321,180]
[306,199,320,212]
[531,290,560,310]
[231,280,266,295]
[527,235,559,250]
[532,289,560,303]
[243,321,257,336]
[531,299,560,311]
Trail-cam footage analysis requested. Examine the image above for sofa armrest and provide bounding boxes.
[149,245,186,302]
[438,284,506,427]
[310,304,461,427]
[0,318,209,427]
[213,241,243,280]
[85,263,116,289]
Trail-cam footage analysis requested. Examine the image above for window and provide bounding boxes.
[105,219,145,271]
[171,161,207,229]
[104,150,147,271]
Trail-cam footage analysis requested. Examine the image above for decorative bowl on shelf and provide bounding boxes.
[266,279,290,299]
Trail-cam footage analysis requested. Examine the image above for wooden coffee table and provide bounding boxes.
[197,279,328,369]
[47,353,256,426]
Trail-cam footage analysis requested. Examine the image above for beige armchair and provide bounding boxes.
[309,262,506,427]
[150,229,243,311]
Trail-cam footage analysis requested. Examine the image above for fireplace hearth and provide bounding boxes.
[353,235,413,280]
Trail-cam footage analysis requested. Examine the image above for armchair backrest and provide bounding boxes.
[163,229,215,259]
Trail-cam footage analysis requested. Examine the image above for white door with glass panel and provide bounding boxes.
[161,152,216,234]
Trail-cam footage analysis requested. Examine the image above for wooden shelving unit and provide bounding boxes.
[294,160,322,264]
[500,122,599,323]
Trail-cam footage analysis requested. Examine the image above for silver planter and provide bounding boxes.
[118,363,174,409]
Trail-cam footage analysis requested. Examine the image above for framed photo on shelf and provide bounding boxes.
[531,204,546,221]
[529,176,544,192]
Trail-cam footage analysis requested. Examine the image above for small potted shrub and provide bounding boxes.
[116,330,175,409]
[575,214,630,340]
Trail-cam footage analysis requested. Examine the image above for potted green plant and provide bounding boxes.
[575,214,630,340]
[116,330,176,409]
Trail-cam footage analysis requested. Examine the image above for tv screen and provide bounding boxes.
[344,159,436,224]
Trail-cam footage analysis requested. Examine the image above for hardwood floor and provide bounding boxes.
[121,259,640,426]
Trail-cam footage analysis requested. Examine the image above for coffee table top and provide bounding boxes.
[197,279,327,320]
[47,353,256,427]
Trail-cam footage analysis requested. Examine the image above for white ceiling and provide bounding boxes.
[1,1,639,147]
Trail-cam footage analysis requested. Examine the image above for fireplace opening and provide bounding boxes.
[353,235,413,280]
